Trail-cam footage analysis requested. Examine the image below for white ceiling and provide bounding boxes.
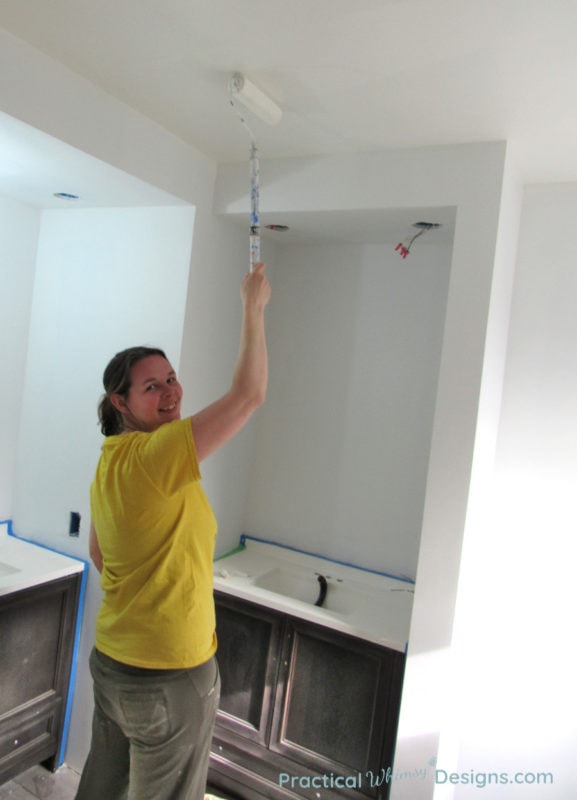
[0,110,186,209]
[2,0,576,181]
[1,0,576,242]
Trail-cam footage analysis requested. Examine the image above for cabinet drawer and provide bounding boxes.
[0,711,57,764]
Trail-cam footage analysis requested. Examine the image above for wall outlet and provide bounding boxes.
[69,511,81,536]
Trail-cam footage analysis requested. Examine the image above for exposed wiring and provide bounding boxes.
[395,222,440,259]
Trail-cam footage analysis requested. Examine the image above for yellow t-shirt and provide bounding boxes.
[90,418,218,669]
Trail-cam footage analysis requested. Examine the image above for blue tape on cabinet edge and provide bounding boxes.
[239,533,415,585]
[57,562,88,766]
[1,519,89,767]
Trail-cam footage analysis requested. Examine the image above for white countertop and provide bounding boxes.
[213,538,414,653]
[0,522,86,598]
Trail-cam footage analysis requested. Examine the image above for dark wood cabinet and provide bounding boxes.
[0,574,83,784]
[215,597,283,746]
[209,592,405,800]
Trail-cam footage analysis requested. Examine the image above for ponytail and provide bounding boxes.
[98,394,124,437]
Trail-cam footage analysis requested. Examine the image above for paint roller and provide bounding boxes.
[229,73,282,271]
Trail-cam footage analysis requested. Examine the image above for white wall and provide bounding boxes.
[213,145,533,798]
[178,213,273,557]
[216,142,514,622]
[0,194,39,519]
[245,239,451,579]
[441,183,577,799]
[12,205,195,547]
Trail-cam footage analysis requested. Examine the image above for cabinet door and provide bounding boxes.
[0,574,82,783]
[270,620,404,792]
[214,592,283,745]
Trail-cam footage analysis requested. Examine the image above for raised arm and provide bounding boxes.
[190,263,271,462]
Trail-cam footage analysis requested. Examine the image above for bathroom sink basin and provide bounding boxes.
[213,537,414,650]
[253,566,370,615]
[0,561,21,578]
[254,567,320,604]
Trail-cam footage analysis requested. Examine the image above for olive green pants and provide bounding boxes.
[75,648,220,800]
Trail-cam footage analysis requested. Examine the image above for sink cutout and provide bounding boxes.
[253,566,369,615]
[254,567,319,604]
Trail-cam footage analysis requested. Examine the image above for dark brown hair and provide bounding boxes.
[98,346,167,436]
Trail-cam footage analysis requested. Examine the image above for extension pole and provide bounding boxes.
[249,141,260,272]
[229,73,282,272]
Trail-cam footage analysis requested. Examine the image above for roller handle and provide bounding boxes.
[249,142,260,272]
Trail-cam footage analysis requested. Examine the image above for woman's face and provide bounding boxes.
[113,355,183,432]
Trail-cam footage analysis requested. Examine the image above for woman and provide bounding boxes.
[75,263,271,800]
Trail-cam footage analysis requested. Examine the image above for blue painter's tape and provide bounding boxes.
[239,533,415,585]
[2,518,88,564]
[58,563,88,766]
